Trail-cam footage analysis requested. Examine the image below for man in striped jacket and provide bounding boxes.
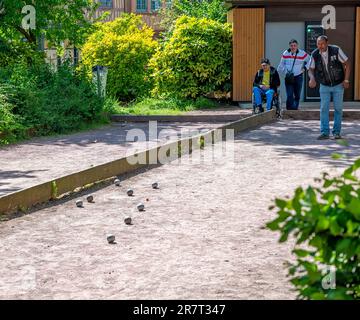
[278,39,310,110]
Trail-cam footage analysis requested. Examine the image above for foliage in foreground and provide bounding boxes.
[267,159,360,300]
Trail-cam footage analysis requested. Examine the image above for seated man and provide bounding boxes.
[253,58,281,112]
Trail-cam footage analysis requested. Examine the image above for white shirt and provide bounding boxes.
[308,46,348,70]
[277,49,310,77]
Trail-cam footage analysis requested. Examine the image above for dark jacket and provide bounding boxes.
[311,45,345,87]
[253,66,281,92]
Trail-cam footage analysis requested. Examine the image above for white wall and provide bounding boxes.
[265,22,305,103]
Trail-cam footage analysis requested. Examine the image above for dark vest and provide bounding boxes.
[312,45,345,87]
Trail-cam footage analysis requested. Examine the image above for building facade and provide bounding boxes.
[95,0,170,31]
[226,0,360,102]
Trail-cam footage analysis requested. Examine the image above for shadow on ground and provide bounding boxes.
[0,169,49,195]
[234,120,360,167]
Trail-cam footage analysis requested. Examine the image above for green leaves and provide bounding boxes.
[293,249,310,257]
[316,216,330,231]
[267,158,360,300]
[149,15,232,99]
[275,198,287,209]
[329,217,342,236]
[347,198,360,220]
[81,14,158,101]
[331,153,345,160]
[1,0,98,48]
[0,60,112,144]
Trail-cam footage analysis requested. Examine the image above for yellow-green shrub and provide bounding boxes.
[150,16,232,99]
[81,14,159,101]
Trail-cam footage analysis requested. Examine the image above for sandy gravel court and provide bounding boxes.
[0,120,359,300]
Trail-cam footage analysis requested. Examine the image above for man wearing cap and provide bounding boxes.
[253,58,281,113]
[308,35,351,140]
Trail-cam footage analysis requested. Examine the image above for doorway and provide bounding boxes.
[265,22,305,104]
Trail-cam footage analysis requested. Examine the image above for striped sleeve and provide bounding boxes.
[308,56,315,69]
[338,47,348,63]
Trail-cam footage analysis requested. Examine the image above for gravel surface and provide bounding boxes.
[0,122,227,197]
[0,120,359,300]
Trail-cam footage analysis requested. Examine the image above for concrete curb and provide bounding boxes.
[0,110,276,215]
[111,114,248,123]
[283,110,360,120]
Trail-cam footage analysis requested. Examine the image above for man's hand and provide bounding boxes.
[309,78,317,89]
[260,85,269,90]
[343,81,350,89]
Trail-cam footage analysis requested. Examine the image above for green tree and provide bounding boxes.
[0,0,99,49]
[159,0,228,37]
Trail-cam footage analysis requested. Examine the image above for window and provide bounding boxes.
[166,0,172,9]
[136,0,148,12]
[151,0,161,11]
[99,0,113,8]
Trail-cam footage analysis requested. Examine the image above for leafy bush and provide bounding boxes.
[159,0,228,36]
[81,13,159,101]
[150,16,232,99]
[0,84,25,144]
[0,59,115,144]
[267,159,360,300]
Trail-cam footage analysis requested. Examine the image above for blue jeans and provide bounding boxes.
[253,87,275,111]
[286,74,303,110]
[319,83,344,136]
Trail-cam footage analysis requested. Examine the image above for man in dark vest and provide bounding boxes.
[308,35,351,140]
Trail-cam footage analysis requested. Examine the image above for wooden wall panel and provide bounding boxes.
[355,7,360,100]
[230,8,265,101]
[326,20,355,101]
[266,6,355,22]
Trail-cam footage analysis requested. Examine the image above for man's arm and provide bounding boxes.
[338,47,351,89]
[253,72,260,88]
[343,59,351,89]
[303,53,311,71]
[308,67,317,88]
[274,70,281,88]
[277,56,286,75]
